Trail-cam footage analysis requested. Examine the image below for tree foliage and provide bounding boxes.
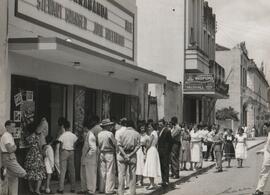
[216,106,239,121]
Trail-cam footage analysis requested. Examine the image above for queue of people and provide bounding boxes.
[0,116,251,195]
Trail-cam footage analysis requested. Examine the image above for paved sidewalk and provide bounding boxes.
[50,137,266,195]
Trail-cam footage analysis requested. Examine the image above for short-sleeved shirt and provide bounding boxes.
[116,127,140,152]
[58,131,78,150]
[0,132,15,152]
[98,130,116,153]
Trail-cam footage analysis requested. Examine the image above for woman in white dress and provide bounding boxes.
[190,125,203,170]
[136,124,150,186]
[235,127,248,168]
[143,123,161,190]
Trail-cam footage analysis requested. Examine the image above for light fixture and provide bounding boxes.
[134,78,139,82]
[73,61,81,70]
[65,38,72,43]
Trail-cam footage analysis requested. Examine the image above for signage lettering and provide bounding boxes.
[37,0,62,19]
[72,0,108,20]
[105,28,125,47]
[125,20,133,33]
[65,8,87,30]
[93,22,103,37]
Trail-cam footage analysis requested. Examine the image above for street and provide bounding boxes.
[166,144,266,195]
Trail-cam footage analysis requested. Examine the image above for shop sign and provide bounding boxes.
[184,73,215,92]
[15,0,134,60]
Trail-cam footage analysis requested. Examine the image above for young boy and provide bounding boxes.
[43,135,54,194]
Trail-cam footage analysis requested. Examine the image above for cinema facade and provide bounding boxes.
[0,0,166,192]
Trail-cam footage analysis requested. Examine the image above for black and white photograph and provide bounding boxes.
[13,111,22,122]
[1,0,270,195]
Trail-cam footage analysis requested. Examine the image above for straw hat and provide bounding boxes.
[100,119,114,127]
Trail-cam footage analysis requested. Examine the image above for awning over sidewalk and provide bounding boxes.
[8,37,166,84]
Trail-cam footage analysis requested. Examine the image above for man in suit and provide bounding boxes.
[157,119,173,186]
[169,117,181,179]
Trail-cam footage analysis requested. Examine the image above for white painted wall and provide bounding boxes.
[0,0,10,125]
[136,0,185,84]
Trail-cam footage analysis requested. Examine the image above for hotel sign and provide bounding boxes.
[15,0,135,60]
[184,73,215,92]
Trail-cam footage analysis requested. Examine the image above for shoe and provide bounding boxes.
[77,191,87,194]
[56,190,63,194]
[173,175,180,179]
[70,190,76,193]
[253,190,264,195]
[146,185,155,190]
[161,182,169,187]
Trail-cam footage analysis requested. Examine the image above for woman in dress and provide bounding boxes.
[180,125,191,171]
[143,123,161,190]
[224,129,235,168]
[190,124,203,170]
[136,124,150,186]
[24,120,47,195]
[235,127,248,168]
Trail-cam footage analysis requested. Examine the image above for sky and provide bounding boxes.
[207,0,270,81]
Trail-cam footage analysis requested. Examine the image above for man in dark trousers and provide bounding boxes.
[170,117,181,179]
[157,119,173,186]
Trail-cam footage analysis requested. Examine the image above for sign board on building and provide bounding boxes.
[184,73,215,92]
[15,0,135,60]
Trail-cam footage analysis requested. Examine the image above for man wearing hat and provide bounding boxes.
[0,120,26,195]
[98,119,117,194]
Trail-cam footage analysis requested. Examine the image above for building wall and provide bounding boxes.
[0,0,10,126]
[136,0,185,83]
[216,49,242,117]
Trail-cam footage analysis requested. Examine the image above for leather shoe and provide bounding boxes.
[56,190,63,194]
[253,190,264,195]
[173,175,180,179]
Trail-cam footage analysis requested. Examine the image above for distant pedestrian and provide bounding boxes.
[180,125,191,171]
[253,123,270,195]
[223,129,235,168]
[57,120,78,193]
[212,128,224,172]
[78,118,98,195]
[169,117,181,179]
[0,121,26,195]
[190,125,202,170]
[116,120,140,195]
[98,119,117,194]
[205,126,215,162]
[235,127,248,168]
[157,119,173,187]
[143,122,161,190]
[136,124,149,186]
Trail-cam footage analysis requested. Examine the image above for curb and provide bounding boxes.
[146,140,266,195]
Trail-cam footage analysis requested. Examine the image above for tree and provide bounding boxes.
[216,107,239,121]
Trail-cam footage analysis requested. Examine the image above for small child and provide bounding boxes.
[43,135,54,194]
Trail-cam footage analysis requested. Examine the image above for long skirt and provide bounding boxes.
[180,140,191,162]
[235,143,247,159]
[190,142,202,163]
[143,146,161,178]
[136,147,145,176]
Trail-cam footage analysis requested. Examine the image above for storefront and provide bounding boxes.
[5,0,166,193]
[183,73,229,125]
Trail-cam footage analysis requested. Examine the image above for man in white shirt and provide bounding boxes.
[78,119,98,195]
[253,123,270,195]
[57,120,78,194]
[0,120,26,195]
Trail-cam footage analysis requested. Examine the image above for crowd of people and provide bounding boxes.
[0,116,251,195]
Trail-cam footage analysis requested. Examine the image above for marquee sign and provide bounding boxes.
[184,73,215,92]
[15,0,135,60]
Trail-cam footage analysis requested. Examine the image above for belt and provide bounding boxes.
[62,149,74,152]
[100,150,114,153]
[2,152,11,154]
